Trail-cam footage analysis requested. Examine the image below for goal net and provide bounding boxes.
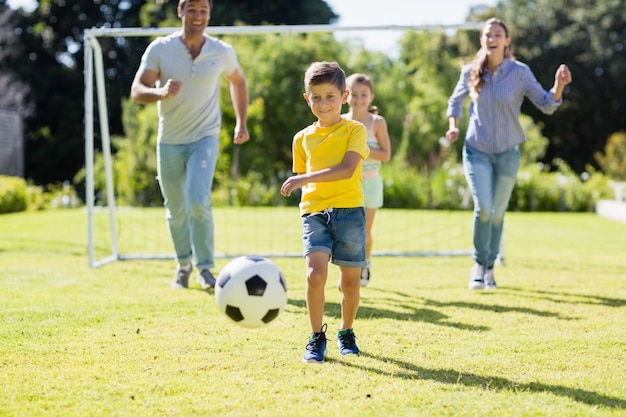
[84,23,483,268]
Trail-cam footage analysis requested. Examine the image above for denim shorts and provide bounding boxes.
[301,207,367,267]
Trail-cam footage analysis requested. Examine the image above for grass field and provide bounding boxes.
[1,208,625,416]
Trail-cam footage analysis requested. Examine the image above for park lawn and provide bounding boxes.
[0,208,624,416]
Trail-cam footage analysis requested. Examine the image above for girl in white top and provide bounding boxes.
[344,73,391,286]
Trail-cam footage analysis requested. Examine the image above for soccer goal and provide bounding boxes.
[84,23,483,268]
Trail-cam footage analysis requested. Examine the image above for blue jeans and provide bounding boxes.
[157,136,219,270]
[463,145,520,268]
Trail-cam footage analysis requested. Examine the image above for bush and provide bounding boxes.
[0,176,28,214]
[509,159,613,212]
[595,131,626,181]
[381,161,429,209]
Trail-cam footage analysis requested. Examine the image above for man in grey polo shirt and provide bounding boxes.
[131,0,249,289]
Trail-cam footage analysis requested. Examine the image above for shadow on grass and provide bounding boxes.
[419,298,577,320]
[502,287,626,308]
[287,297,490,331]
[344,351,626,410]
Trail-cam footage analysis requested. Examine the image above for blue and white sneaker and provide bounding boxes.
[197,269,216,289]
[171,264,192,289]
[302,324,328,364]
[337,328,359,356]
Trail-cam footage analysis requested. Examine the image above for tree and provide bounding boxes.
[0,3,32,114]
[495,0,626,174]
[141,0,337,28]
[9,0,338,187]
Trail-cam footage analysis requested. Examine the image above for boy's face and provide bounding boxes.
[303,83,348,127]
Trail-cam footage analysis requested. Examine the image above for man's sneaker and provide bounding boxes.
[337,328,360,356]
[468,262,486,290]
[197,269,216,289]
[360,264,371,287]
[171,264,192,289]
[484,267,497,289]
[302,324,328,364]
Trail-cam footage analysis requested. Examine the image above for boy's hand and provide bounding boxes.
[281,176,302,197]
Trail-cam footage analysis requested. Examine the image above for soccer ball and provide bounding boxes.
[214,256,288,329]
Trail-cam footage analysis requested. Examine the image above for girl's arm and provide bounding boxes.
[370,116,391,162]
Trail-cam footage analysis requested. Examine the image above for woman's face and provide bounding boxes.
[481,23,510,58]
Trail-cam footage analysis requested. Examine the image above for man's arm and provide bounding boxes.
[130,68,181,104]
[226,67,250,144]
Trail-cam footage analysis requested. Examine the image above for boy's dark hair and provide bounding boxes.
[304,61,346,93]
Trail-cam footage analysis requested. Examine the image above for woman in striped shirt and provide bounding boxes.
[445,17,572,290]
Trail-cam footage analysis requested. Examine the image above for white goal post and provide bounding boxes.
[84,23,483,269]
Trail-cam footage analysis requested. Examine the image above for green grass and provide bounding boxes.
[1,208,625,416]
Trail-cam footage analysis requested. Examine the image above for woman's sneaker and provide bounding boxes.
[484,267,497,289]
[302,324,328,364]
[337,328,360,355]
[468,263,486,290]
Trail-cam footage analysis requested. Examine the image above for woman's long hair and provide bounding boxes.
[469,18,515,101]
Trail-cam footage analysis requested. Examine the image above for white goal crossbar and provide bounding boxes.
[84,23,482,268]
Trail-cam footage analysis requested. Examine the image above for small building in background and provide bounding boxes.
[0,108,24,177]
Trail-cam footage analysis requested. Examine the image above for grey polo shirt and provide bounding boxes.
[139,31,240,144]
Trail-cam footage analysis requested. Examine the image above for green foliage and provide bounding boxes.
[0,175,28,213]
[395,30,461,166]
[73,101,161,207]
[218,32,352,186]
[595,131,626,180]
[510,159,613,212]
[495,0,626,173]
[212,171,280,207]
[111,101,162,206]
[0,175,79,213]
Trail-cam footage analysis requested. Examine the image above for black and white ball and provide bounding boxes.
[215,256,288,328]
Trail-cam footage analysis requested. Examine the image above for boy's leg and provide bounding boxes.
[305,252,330,333]
[338,266,361,329]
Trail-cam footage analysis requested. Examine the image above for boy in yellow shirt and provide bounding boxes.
[281,61,370,363]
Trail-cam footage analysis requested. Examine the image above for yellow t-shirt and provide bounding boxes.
[292,118,370,215]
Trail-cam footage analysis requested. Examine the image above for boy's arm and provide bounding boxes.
[280,151,362,197]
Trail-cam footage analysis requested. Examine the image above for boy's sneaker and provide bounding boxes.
[337,328,360,356]
[302,324,328,364]
[171,264,192,289]
[484,267,497,289]
[360,264,371,287]
[197,269,216,289]
[468,262,485,290]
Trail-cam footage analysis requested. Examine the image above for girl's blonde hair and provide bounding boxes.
[346,73,379,115]
[469,18,515,101]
